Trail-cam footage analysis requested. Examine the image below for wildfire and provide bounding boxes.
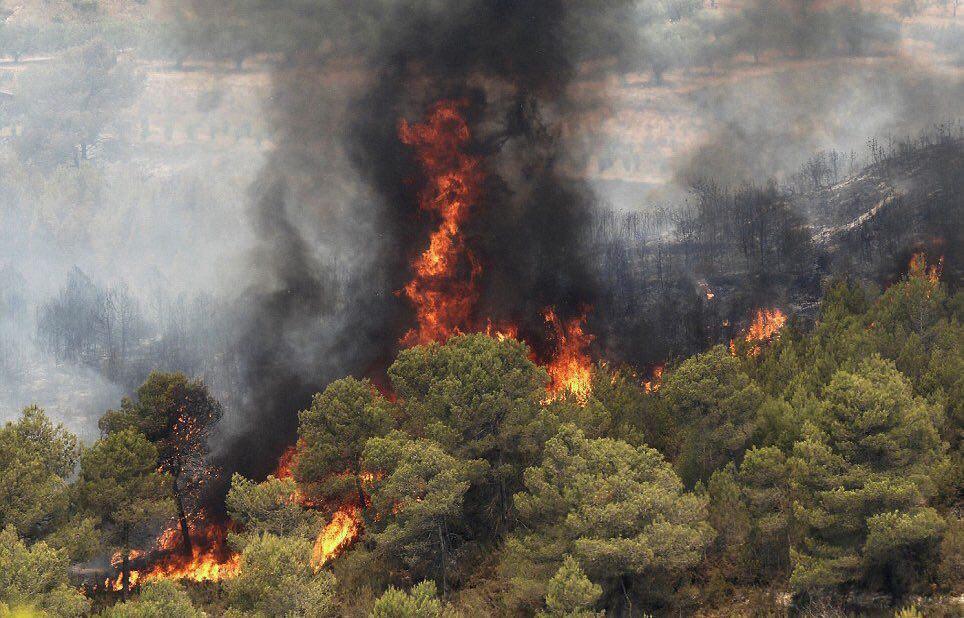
[398,99,484,347]
[543,308,594,402]
[730,308,787,356]
[643,365,664,393]
[907,252,943,285]
[144,540,240,584]
[395,101,602,402]
[104,515,239,591]
[274,444,299,480]
[312,506,361,569]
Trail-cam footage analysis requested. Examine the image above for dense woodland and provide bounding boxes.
[1,257,961,616]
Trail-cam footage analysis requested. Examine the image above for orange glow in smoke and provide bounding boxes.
[396,101,601,401]
[398,100,484,347]
[643,365,664,393]
[274,445,298,480]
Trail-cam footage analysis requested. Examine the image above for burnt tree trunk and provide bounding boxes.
[173,475,193,557]
[121,526,131,601]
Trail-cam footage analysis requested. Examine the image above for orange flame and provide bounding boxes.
[398,99,484,347]
[105,516,239,591]
[907,252,943,284]
[643,365,664,393]
[543,308,594,402]
[274,445,299,480]
[311,506,361,569]
[396,101,602,403]
[730,309,786,356]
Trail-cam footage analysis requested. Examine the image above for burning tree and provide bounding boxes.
[75,428,174,599]
[225,473,322,540]
[99,372,224,557]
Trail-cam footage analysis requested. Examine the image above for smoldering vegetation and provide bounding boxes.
[0,0,960,476]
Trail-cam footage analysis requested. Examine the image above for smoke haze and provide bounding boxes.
[0,1,959,481]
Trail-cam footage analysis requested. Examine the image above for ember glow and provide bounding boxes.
[542,308,594,402]
[698,281,715,300]
[730,309,787,356]
[274,444,299,480]
[398,99,484,347]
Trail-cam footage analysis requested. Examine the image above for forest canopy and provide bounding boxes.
[1,262,960,616]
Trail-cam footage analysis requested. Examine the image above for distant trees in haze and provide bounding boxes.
[11,40,143,168]
[38,268,147,377]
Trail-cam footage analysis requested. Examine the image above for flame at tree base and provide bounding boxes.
[105,516,240,591]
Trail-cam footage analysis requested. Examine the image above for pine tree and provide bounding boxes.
[75,428,174,599]
[539,556,603,618]
[363,432,487,593]
[789,357,946,596]
[387,334,547,533]
[660,345,763,486]
[505,424,713,613]
[371,581,443,618]
[296,376,393,510]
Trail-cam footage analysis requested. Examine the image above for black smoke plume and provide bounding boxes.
[209,1,636,491]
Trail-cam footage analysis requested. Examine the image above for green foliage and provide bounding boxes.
[582,366,674,453]
[788,357,947,596]
[224,532,338,618]
[75,428,173,595]
[100,371,223,556]
[43,515,102,564]
[863,508,945,592]
[296,376,393,505]
[660,346,763,486]
[99,371,223,478]
[363,432,486,592]
[100,580,204,618]
[4,257,963,614]
[505,424,712,612]
[937,516,963,592]
[538,557,603,618]
[0,406,78,539]
[370,581,442,618]
[0,526,89,617]
[388,334,547,533]
[226,473,322,543]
